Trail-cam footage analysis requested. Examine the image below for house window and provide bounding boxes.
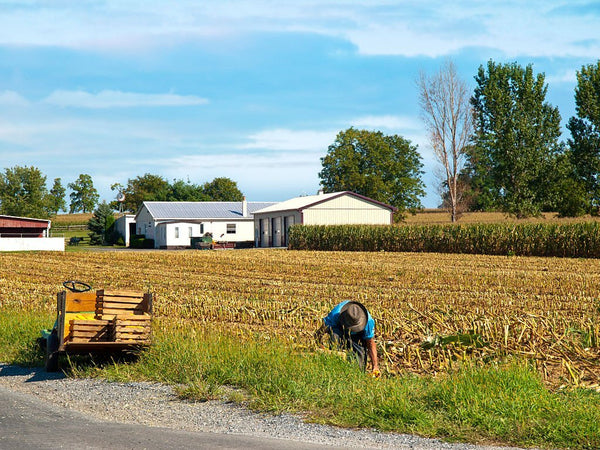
[200,224,204,234]
[175,227,179,238]
[226,223,236,234]
[189,227,193,238]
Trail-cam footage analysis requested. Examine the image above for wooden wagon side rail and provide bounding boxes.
[56,289,154,352]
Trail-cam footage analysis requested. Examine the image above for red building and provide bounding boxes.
[0,215,51,238]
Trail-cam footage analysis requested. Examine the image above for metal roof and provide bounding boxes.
[253,191,396,214]
[141,201,276,220]
[0,215,51,225]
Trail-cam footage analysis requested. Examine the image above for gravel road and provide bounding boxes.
[0,363,525,450]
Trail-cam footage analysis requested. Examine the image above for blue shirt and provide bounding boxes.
[323,300,375,340]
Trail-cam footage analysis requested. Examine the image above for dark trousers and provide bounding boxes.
[328,327,367,371]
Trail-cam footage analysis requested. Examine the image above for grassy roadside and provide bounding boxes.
[2,310,598,449]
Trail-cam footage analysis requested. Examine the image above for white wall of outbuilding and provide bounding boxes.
[254,193,393,248]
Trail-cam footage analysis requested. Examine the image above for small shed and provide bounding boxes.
[0,215,64,251]
[114,214,136,247]
[253,191,396,248]
[0,215,50,237]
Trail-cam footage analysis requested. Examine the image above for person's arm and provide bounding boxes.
[365,337,379,373]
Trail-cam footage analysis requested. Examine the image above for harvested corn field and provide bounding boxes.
[1,249,598,388]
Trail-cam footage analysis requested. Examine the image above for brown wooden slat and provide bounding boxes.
[100,290,145,298]
[113,329,150,335]
[115,323,151,328]
[100,302,146,310]
[99,296,146,304]
[70,320,111,326]
[64,342,149,350]
[114,313,151,319]
[96,314,115,320]
[112,336,150,340]
[114,332,150,339]
[112,330,150,336]
[96,308,147,315]
[71,332,109,339]
[71,327,109,333]
[71,337,109,343]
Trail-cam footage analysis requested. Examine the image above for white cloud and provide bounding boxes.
[153,152,323,201]
[237,128,336,152]
[546,69,578,84]
[0,91,30,107]
[351,115,422,131]
[1,1,599,59]
[42,90,208,109]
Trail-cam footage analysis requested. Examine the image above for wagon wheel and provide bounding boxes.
[45,330,60,372]
[62,280,92,293]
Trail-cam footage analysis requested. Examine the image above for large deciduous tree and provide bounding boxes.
[120,175,244,213]
[418,60,473,222]
[567,60,600,213]
[68,174,99,213]
[122,174,171,213]
[319,128,425,218]
[201,177,244,201]
[468,60,562,217]
[48,178,67,215]
[0,166,52,218]
[168,179,211,202]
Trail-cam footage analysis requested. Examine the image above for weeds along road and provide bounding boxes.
[0,364,528,450]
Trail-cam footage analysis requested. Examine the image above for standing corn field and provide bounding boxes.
[289,222,600,258]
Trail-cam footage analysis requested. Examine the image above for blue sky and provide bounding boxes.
[0,1,599,208]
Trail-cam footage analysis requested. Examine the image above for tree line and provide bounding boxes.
[3,59,598,223]
[0,168,99,218]
[319,59,600,220]
[0,168,243,219]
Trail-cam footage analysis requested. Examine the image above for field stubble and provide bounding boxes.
[0,249,598,389]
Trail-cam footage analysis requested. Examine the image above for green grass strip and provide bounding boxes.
[0,309,53,366]
[2,312,599,449]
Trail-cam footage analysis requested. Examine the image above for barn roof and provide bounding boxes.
[139,201,276,220]
[253,191,397,214]
[0,215,51,227]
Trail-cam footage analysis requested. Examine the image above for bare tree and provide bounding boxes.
[418,60,473,222]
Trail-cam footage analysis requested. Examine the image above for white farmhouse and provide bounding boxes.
[135,200,275,249]
[253,191,396,248]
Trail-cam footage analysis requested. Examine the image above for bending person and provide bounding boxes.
[315,300,380,375]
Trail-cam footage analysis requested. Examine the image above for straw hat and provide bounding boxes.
[339,301,368,332]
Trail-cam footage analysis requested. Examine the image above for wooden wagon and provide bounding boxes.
[42,281,153,372]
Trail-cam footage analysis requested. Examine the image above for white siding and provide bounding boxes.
[0,237,64,252]
[163,222,203,248]
[208,220,254,242]
[254,212,300,247]
[253,193,392,247]
[155,219,255,248]
[303,195,391,225]
[135,207,156,240]
[114,215,135,246]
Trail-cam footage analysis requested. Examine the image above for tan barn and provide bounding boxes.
[253,191,396,248]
